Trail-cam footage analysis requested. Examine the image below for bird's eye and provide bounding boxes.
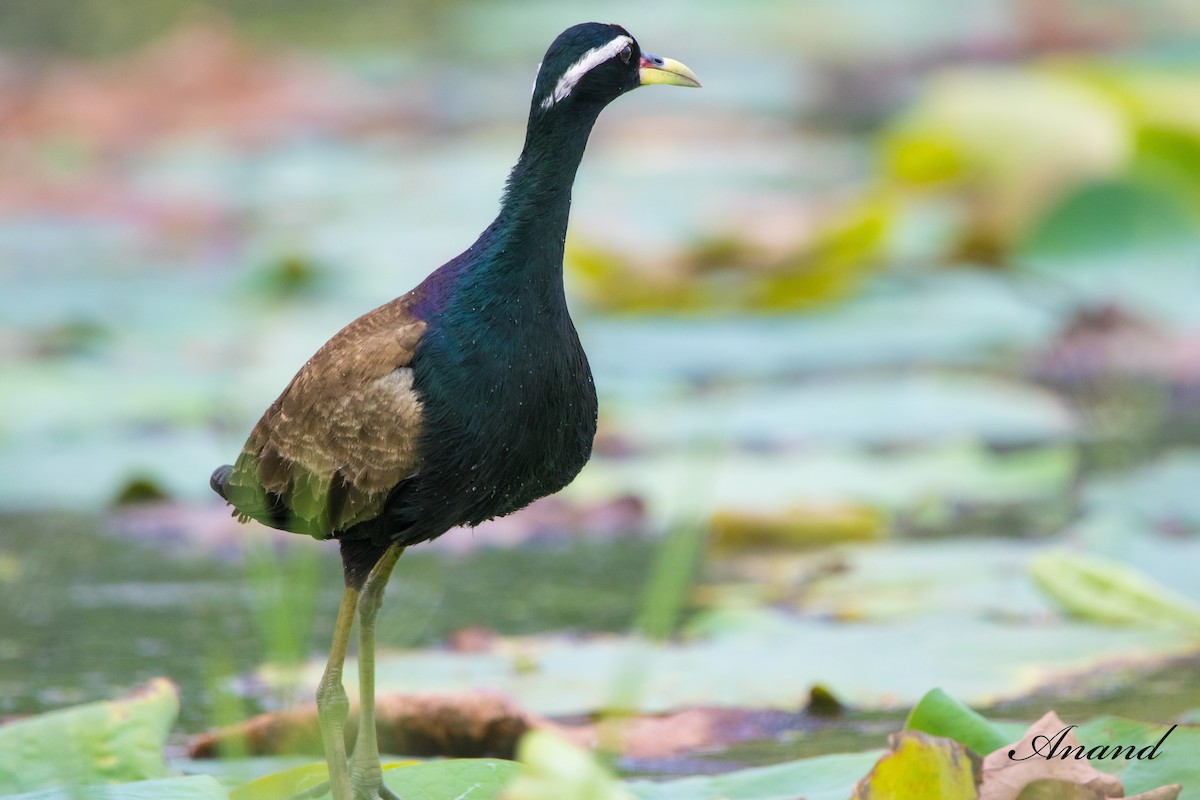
[619,45,632,65]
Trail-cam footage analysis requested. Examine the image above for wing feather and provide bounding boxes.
[222,295,427,538]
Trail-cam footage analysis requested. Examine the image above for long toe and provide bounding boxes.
[349,783,402,800]
[351,766,386,800]
[378,785,405,800]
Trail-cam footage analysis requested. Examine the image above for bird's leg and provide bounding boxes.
[317,586,360,800]
[349,545,405,800]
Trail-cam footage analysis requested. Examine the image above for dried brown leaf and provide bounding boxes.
[188,691,534,759]
[980,712,1122,800]
[1125,786,1182,800]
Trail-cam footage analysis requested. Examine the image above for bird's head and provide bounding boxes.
[531,23,700,116]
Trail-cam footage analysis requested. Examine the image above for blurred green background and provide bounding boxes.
[2,0,1200,779]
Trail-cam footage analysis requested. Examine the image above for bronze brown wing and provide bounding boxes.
[217,294,426,540]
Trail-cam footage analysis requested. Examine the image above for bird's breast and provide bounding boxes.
[409,311,598,530]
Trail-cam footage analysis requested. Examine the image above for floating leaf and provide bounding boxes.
[500,731,631,800]
[0,775,229,800]
[1132,126,1200,219]
[1075,718,1200,800]
[584,271,1058,387]
[274,607,1188,717]
[1125,788,1185,800]
[225,760,426,800]
[744,195,891,312]
[709,504,886,551]
[1071,66,1200,218]
[625,750,883,800]
[566,195,890,313]
[1020,179,1194,257]
[227,762,330,800]
[1084,452,1200,530]
[173,758,324,788]
[569,444,1077,532]
[783,538,1052,622]
[224,760,522,800]
[1016,243,1200,330]
[0,678,178,793]
[1029,550,1200,628]
[905,688,1012,757]
[381,759,521,800]
[606,375,1076,449]
[566,239,708,313]
[851,731,978,799]
[883,68,1130,249]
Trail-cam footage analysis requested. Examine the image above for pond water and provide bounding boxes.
[0,512,658,733]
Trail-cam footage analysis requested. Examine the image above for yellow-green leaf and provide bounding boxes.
[905,689,1010,757]
[0,775,229,800]
[852,731,979,799]
[500,730,632,800]
[228,763,330,800]
[1029,550,1200,627]
[0,678,179,794]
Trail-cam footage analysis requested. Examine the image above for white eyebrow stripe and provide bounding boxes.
[540,35,632,110]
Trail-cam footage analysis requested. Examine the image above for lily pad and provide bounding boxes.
[226,762,332,800]
[381,760,521,800]
[1020,180,1196,258]
[625,750,884,800]
[1076,718,1200,799]
[1064,515,1200,606]
[207,759,519,800]
[1017,244,1200,330]
[568,443,1077,530]
[584,270,1057,388]
[792,538,1052,621]
[262,528,1198,717]
[1084,451,1200,530]
[901,699,1197,799]
[883,67,1130,249]
[1029,549,1200,628]
[605,374,1076,449]
[501,731,631,800]
[905,688,1013,757]
[0,776,228,800]
[851,731,978,799]
[0,678,178,793]
[269,613,1190,717]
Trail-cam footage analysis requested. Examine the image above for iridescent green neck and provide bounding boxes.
[471,102,605,302]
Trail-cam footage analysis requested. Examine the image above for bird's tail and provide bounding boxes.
[210,464,234,501]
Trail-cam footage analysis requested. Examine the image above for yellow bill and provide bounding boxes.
[639,54,701,88]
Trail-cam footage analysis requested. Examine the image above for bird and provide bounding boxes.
[210,22,699,800]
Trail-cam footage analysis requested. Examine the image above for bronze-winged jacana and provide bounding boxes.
[211,23,699,800]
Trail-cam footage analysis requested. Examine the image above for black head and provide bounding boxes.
[531,22,699,116]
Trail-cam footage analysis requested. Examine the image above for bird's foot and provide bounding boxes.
[351,756,402,800]
[283,776,403,800]
[345,782,403,800]
[378,785,404,800]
